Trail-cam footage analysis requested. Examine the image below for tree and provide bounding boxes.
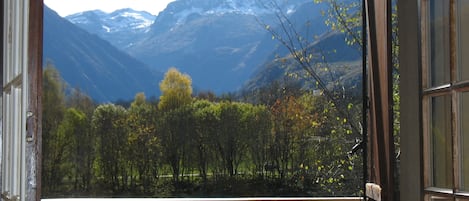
[158,67,193,112]
[242,104,272,177]
[157,68,194,184]
[59,108,90,192]
[213,101,248,177]
[42,64,67,193]
[158,105,195,183]
[66,89,96,192]
[254,2,371,194]
[192,100,218,183]
[127,93,160,192]
[92,104,129,192]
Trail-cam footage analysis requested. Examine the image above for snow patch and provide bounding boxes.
[102,25,111,33]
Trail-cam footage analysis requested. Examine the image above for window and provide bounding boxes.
[40,0,365,198]
[422,0,469,200]
[1,0,30,200]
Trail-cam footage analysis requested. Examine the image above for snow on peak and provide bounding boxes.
[160,0,308,26]
[66,8,156,33]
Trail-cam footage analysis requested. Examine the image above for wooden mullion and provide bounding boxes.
[26,0,43,200]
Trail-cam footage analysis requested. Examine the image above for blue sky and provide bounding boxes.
[44,0,176,17]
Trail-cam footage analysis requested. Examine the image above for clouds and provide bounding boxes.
[44,0,176,16]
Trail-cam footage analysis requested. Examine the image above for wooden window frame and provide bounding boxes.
[1,0,43,200]
[421,0,469,199]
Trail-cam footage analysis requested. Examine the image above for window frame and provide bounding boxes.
[421,0,469,199]
[1,0,43,200]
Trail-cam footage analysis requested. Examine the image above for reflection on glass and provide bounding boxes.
[458,0,469,81]
[428,195,453,201]
[429,0,450,87]
[430,95,453,189]
[461,93,469,192]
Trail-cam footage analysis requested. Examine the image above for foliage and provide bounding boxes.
[42,64,67,194]
[92,104,129,192]
[158,67,193,112]
[42,0,380,193]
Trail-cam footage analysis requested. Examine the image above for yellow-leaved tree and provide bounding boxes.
[158,67,193,111]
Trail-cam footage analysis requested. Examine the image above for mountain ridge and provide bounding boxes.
[44,6,163,102]
[48,0,360,101]
[66,8,156,50]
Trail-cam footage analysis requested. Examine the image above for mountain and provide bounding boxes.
[243,31,362,93]
[125,0,325,93]
[60,0,358,97]
[66,8,156,50]
[43,6,163,102]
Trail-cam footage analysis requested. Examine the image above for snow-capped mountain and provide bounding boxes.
[44,6,163,102]
[66,8,156,50]
[62,0,340,94]
[126,0,319,93]
[151,0,309,34]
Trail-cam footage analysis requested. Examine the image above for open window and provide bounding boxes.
[1,0,43,200]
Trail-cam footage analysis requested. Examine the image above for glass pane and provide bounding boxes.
[429,0,451,87]
[461,92,469,191]
[430,95,453,188]
[458,0,469,81]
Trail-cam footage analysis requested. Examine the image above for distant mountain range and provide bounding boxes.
[43,6,163,102]
[43,0,360,102]
[66,8,156,50]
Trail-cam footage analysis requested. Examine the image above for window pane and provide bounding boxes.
[429,0,451,87]
[458,0,469,81]
[461,92,469,192]
[430,95,453,188]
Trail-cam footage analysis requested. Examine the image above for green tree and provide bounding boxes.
[242,104,272,177]
[58,108,90,192]
[158,105,195,183]
[213,101,248,177]
[92,104,129,192]
[66,89,96,192]
[42,64,67,193]
[192,100,218,183]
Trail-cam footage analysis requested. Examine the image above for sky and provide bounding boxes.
[44,0,177,17]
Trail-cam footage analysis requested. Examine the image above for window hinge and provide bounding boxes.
[26,111,35,142]
[1,192,20,201]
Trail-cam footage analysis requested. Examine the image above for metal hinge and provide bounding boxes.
[26,111,35,142]
[1,191,20,201]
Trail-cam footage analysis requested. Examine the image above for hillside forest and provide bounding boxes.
[42,65,363,197]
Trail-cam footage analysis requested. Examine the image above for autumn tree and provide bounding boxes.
[158,67,193,111]
[158,68,194,184]
[127,93,160,192]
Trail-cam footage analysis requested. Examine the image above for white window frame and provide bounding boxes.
[1,0,30,200]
